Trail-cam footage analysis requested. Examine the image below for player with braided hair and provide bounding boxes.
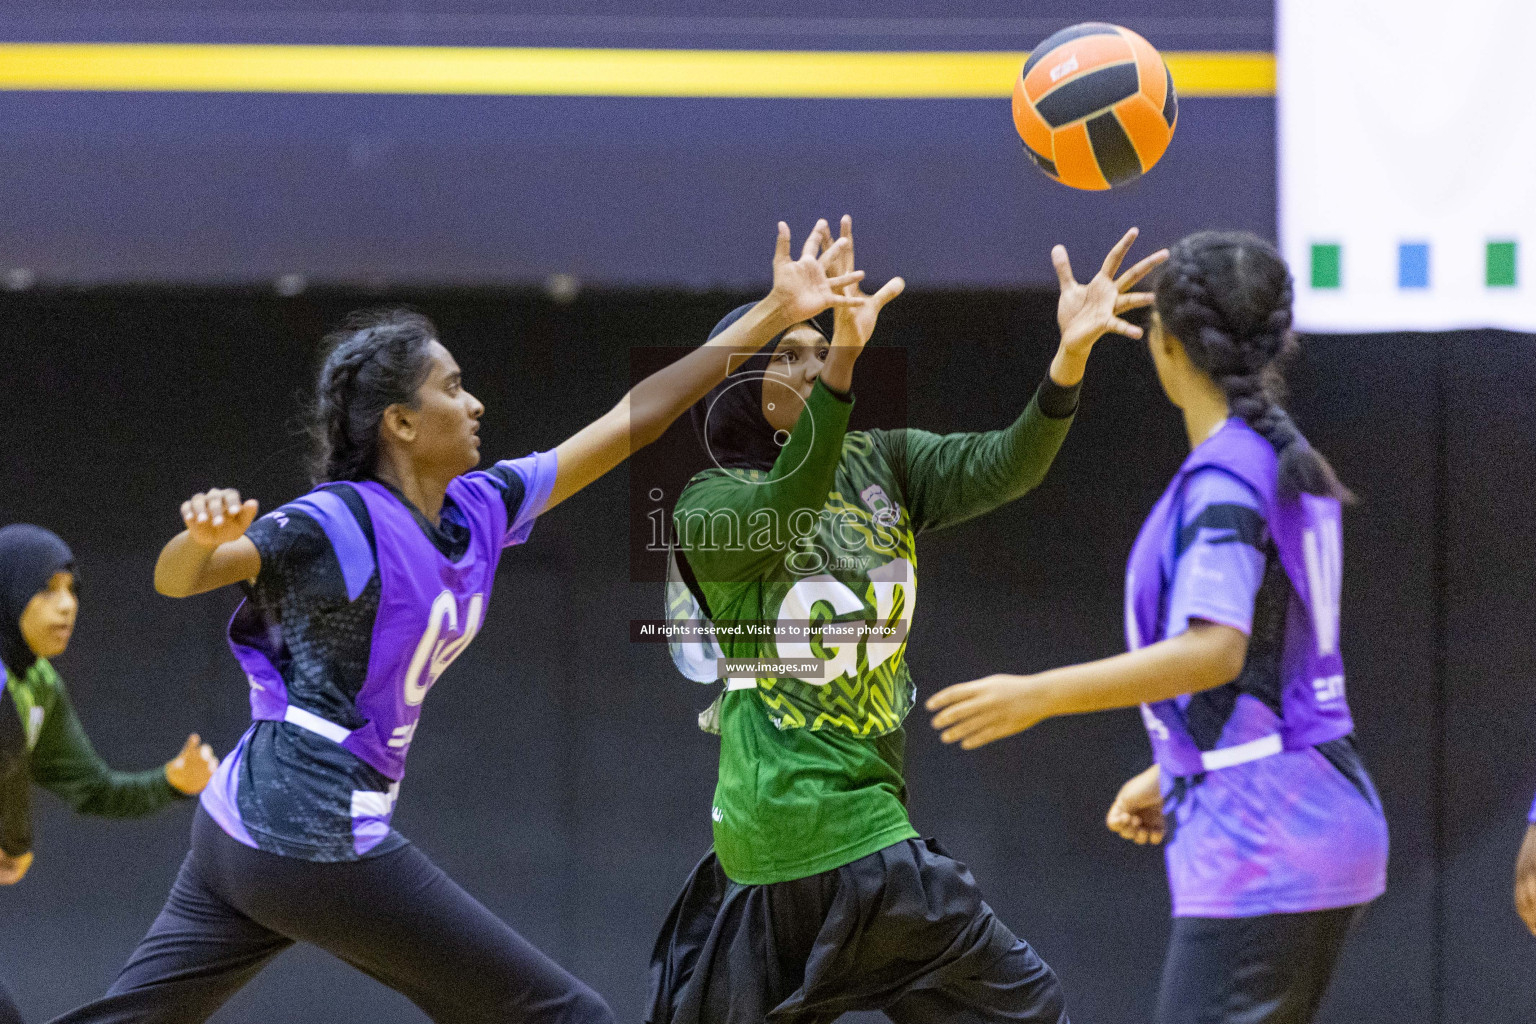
[925,231,1387,1023]
[49,220,871,1024]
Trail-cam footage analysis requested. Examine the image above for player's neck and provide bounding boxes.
[1179,382,1231,451]
[373,457,450,525]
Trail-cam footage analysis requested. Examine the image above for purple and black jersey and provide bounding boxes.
[1126,421,1388,917]
[201,453,558,861]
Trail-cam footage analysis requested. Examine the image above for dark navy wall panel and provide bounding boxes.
[0,93,1274,288]
[1,5,1273,48]
[0,4,1274,287]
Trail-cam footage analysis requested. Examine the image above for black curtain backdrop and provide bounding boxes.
[0,289,1530,1023]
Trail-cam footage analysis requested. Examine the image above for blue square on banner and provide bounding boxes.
[1398,243,1430,289]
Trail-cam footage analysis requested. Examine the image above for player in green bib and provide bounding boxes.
[0,525,218,1024]
[649,221,1167,1024]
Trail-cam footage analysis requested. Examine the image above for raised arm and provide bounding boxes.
[540,220,867,513]
[887,227,1167,532]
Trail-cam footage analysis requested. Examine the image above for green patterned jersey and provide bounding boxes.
[675,377,1075,884]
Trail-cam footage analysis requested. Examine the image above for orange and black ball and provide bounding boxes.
[1012,23,1179,190]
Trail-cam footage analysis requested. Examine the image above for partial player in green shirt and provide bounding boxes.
[0,525,218,1023]
[649,221,1167,1024]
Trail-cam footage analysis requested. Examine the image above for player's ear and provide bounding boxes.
[381,403,418,444]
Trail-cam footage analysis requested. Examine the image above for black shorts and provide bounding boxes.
[647,837,1069,1024]
[1155,906,1363,1024]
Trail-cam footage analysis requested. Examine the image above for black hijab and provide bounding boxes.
[0,524,75,677]
[0,525,70,858]
[688,304,829,472]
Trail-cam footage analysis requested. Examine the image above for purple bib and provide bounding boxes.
[229,477,507,781]
[1126,421,1354,777]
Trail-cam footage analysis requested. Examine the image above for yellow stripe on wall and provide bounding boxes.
[0,43,1274,98]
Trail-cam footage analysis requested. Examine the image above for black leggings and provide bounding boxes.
[48,808,614,1024]
[1155,906,1361,1024]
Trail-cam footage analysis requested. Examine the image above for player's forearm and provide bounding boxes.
[1037,626,1248,717]
[909,380,1076,528]
[983,381,1078,497]
[627,296,794,448]
[155,532,258,597]
[33,707,183,817]
[155,532,219,597]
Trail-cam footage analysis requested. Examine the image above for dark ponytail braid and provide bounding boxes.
[309,308,438,484]
[1155,231,1352,502]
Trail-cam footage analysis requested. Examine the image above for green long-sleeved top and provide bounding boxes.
[674,376,1076,883]
[0,658,185,857]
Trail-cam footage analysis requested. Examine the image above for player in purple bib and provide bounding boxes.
[925,232,1388,1024]
[50,221,873,1024]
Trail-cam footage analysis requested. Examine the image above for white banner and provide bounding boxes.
[1279,0,1536,332]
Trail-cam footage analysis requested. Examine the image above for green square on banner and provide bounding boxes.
[1310,243,1341,289]
[1487,241,1517,287]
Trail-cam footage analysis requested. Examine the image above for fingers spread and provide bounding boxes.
[1108,316,1144,339]
[1101,226,1140,278]
[872,276,906,307]
[1115,292,1155,314]
[1117,248,1169,290]
[801,219,829,261]
[819,236,852,269]
[774,221,791,263]
[1051,245,1076,290]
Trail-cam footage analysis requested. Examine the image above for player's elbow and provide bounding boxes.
[1186,622,1249,689]
[154,569,192,599]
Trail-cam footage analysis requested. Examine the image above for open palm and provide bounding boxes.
[768,219,866,324]
[1055,227,1168,358]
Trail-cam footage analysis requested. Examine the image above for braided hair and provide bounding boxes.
[1154,231,1352,503]
[309,308,438,483]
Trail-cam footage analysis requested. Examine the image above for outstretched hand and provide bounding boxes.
[926,674,1053,750]
[827,215,906,351]
[165,733,219,795]
[180,489,259,550]
[1050,226,1169,385]
[768,219,867,325]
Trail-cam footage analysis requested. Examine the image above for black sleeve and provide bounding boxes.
[480,463,532,524]
[1034,376,1082,420]
[244,508,349,609]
